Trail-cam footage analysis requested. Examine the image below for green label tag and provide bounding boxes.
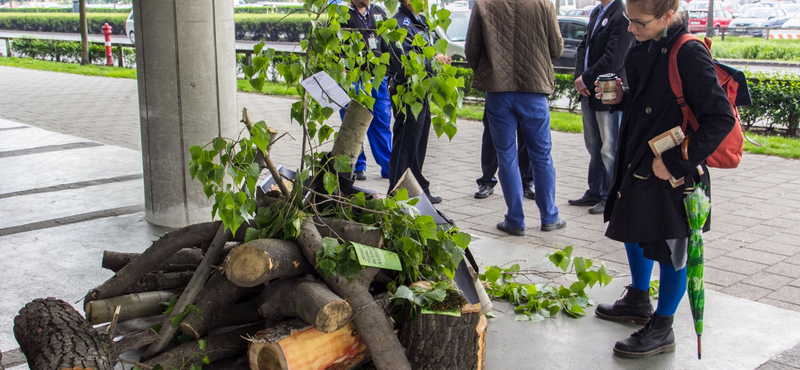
[352,242,403,271]
[421,308,462,317]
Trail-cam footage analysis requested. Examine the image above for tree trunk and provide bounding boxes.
[79,0,88,65]
[391,168,424,198]
[124,271,194,294]
[179,271,260,339]
[14,298,114,370]
[248,319,368,370]
[296,220,411,370]
[143,226,233,358]
[144,323,262,369]
[112,328,161,355]
[85,290,179,325]
[86,221,220,303]
[398,304,487,370]
[256,275,353,334]
[102,248,205,272]
[330,99,373,165]
[313,217,384,249]
[222,238,312,288]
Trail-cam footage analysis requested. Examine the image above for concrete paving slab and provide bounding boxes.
[468,237,800,370]
[0,179,144,230]
[0,126,91,152]
[0,145,142,195]
[0,118,26,130]
[0,213,160,353]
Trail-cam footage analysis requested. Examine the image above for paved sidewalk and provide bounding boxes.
[2,66,800,368]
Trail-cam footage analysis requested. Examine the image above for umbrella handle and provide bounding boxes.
[698,335,702,360]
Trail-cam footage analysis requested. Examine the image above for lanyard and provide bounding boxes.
[354,6,371,29]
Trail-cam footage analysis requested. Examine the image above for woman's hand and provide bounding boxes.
[594,77,624,105]
[652,156,673,180]
[435,54,452,64]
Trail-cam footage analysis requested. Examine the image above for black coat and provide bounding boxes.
[603,25,736,245]
[575,0,633,112]
[384,6,434,85]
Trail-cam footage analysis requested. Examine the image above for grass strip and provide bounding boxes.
[2,57,798,159]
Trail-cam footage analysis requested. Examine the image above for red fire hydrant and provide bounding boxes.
[101,23,113,66]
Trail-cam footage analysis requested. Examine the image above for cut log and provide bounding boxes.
[297,220,411,370]
[143,226,233,358]
[390,168,424,198]
[203,355,250,370]
[102,248,205,272]
[331,99,373,165]
[14,298,114,370]
[248,319,368,370]
[125,271,194,294]
[85,290,179,325]
[256,275,353,334]
[398,304,487,370]
[222,238,313,288]
[313,217,384,249]
[86,220,221,303]
[144,322,262,369]
[112,328,160,355]
[179,271,261,339]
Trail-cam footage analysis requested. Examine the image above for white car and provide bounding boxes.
[126,10,134,44]
[782,9,800,27]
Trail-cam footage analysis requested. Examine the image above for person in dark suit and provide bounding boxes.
[569,0,633,214]
[594,0,735,358]
[474,109,536,200]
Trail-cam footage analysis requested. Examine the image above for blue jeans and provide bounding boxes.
[485,92,559,228]
[581,96,620,200]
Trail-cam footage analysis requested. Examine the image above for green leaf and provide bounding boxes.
[318,258,336,278]
[573,257,587,274]
[337,260,362,281]
[515,314,531,321]
[570,281,586,295]
[393,285,415,301]
[558,286,572,298]
[318,124,334,143]
[434,38,449,55]
[198,339,207,351]
[410,102,423,119]
[451,232,471,249]
[333,155,352,173]
[422,289,447,303]
[414,215,438,240]
[484,266,502,283]
[323,171,338,195]
[152,366,164,370]
[203,355,211,365]
[244,227,261,243]
[323,237,339,257]
[508,264,521,272]
[249,77,265,92]
[549,305,561,317]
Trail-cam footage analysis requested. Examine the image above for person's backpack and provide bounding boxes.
[668,34,751,169]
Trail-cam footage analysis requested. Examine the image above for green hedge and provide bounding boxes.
[454,67,581,112]
[0,13,128,35]
[711,38,800,61]
[234,14,310,41]
[8,38,135,66]
[235,5,307,14]
[0,7,131,13]
[741,71,800,135]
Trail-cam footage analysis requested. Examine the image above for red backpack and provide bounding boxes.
[668,34,748,169]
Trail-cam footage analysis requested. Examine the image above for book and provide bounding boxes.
[648,127,685,188]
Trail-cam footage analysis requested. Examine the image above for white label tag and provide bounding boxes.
[368,36,377,50]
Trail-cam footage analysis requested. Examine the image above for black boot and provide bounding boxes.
[595,285,653,325]
[613,313,676,358]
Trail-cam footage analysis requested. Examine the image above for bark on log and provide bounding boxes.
[112,328,160,355]
[256,275,353,334]
[248,319,368,370]
[313,217,384,249]
[102,248,205,272]
[85,290,179,325]
[124,271,194,294]
[297,220,411,370]
[222,239,313,288]
[398,304,487,370]
[14,298,114,370]
[144,323,262,369]
[143,226,233,358]
[0,349,4,370]
[203,356,250,370]
[86,221,221,303]
[331,99,374,165]
[179,271,260,339]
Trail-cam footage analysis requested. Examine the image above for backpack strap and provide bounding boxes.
[667,34,711,133]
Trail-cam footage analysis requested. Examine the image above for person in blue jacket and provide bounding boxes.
[336,0,393,181]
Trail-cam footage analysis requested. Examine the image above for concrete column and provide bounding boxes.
[133,0,238,228]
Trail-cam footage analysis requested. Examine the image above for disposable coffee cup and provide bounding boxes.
[598,73,617,102]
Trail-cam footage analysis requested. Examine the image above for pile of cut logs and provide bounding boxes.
[11,103,487,370]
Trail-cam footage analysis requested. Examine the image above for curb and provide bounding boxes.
[718,58,800,67]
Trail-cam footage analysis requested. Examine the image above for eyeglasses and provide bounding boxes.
[623,10,662,28]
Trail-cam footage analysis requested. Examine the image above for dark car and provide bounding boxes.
[554,16,588,73]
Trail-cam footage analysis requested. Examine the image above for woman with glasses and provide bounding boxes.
[594,0,735,359]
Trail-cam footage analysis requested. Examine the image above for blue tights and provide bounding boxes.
[624,243,687,317]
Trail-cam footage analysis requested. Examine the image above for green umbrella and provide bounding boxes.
[684,186,710,360]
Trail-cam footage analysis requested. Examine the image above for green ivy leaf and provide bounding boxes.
[337,260,362,281]
[333,155,352,173]
[198,339,207,351]
[323,171,338,195]
[318,258,336,278]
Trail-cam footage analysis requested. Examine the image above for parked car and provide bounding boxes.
[781,8,800,26]
[688,9,734,33]
[687,1,724,11]
[733,3,769,17]
[434,9,586,71]
[780,3,800,15]
[565,8,592,16]
[126,10,134,44]
[729,7,790,36]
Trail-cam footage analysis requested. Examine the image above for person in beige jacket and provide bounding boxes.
[465,0,565,236]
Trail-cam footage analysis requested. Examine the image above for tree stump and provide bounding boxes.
[14,298,114,370]
[248,319,368,370]
[398,304,487,370]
